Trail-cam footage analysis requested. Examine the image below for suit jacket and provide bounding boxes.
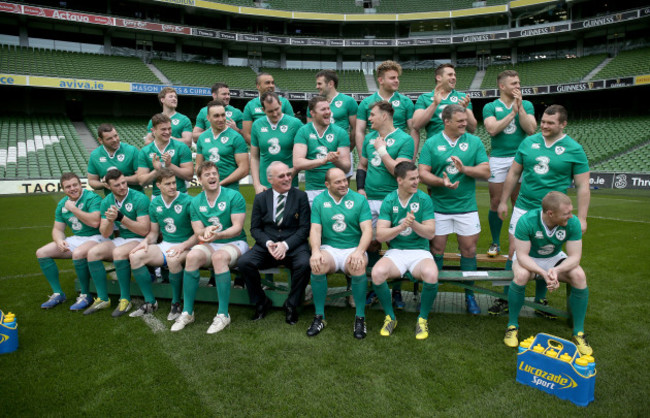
[250,187,310,252]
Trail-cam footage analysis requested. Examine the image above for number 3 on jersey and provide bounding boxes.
[534,156,550,175]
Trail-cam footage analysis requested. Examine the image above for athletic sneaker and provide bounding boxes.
[534,299,558,320]
[41,293,66,309]
[415,317,429,340]
[487,243,500,257]
[353,316,367,339]
[504,325,519,347]
[573,332,593,356]
[167,302,182,321]
[129,301,159,317]
[207,313,231,334]
[365,291,378,306]
[466,295,481,315]
[347,294,356,308]
[171,312,195,332]
[83,298,111,315]
[488,299,509,316]
[70,294,93,311]
[380,315,397,337]
[111,298,132,318]
[392,290,405,310]
[306,315,326,337]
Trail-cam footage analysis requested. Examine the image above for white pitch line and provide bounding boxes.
[0,225,50,231]
[142,314,167,333]
[0,269,73,281]
[588,215,650,224]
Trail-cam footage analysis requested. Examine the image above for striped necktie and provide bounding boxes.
[275,194,285,225]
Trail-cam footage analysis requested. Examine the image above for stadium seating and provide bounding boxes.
[0,45,160,84]
[152,60,257,89]
[595,141,650,173]
[399,67,476,92]
[261,68,367,92]
[481,54,607,88]
[84,117,150,149]
[376,0,507,13]
[594,47,650,79]
[0,115,89,180]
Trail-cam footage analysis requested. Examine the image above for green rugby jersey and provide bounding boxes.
[55,189,102,237]
[138,139,193,195]
[514,133,589,211]
[306,93,358,132]
[482,98,535,157]
[251,114,303,188]
[515,208,582,258]
[189,188,247,243]
[311,189,371,249]
[195,105,244,131]
[87,143,142,193]
[361,129,414,200]
[196,127,248,191]
[146,112,192,139]
[100,188,150,239]
[418,132,488,213]
[243,96,294,123]
[357,91,414,133]
[149,192,194,243]
[379,189,435,251]
[415,89,473,138]
[294,122,350,191]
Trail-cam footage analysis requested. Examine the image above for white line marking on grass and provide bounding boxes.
[0,225,50,231]
[0,269,73,280]
[142,314,167,333]
[588,216,650,224]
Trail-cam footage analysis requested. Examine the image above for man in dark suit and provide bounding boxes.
[238,161,311,324]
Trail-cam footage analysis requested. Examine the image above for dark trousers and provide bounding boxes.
[238,244,311,308]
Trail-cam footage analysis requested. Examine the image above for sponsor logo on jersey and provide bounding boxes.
[78,203,84,210]
[437,145,446,152]
[125,203,133,212]
[174,204,183,214]
[532,143,540,149]
[459,143,468,152]
[117,154,125,162]
[334,100,343,108]
[99,157,107,162]
[386,138,395,147]
[221,136,229,144]
[200,206,207,212]
[205,138,210,143]
[410,202,419,213]
[173,119,180,125]
[324,202,332,208]
[309,133,317,140]
[504,120,517,135]
[156,206,163,213]
[555,146,565,155]
[537,244,555,256]
[280,125,288,133]
[556,230,566,240]
[218,202,226,211]
[496,107,504,112]
[345,200,354,209]
[392,100,400,107]
[149,152,157,160]
[261,127,268,133]
[535,231,543,239]
[326,134,334,143]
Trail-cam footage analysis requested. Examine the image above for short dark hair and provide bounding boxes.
[308,95,329,113]
[442,104,466,122]
[211,82,229,94]
[544,104,568,124]
[435,63,455,78]
[104,168,123,185]
[97,123,115,139]
[256,72,272,85]
[197,161,218,178]
[151,113,171,128]
[261,91,281,109]
[395,161,417,179]
[60,172,80,185]
[316,70,338,89]
[206,100,227,114]
[377,60,402,78]
[497,70,519,86]
[155,168,176,185]
[370,100,394,118]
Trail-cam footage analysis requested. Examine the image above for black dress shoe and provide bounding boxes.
[252,298,272,321]
[284,304,298,325]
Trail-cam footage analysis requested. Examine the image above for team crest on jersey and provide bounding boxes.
[226,111,232,118]
[334,100,343,108]
[535,231,543,239]
[556,230,566,240]
[172,119,180,126]
[326,134,334,143]
[450,96,459,103]
[386,138,395,147]
[393,206,398,213]
[205,138,210,143]
[280,125,288,133]
[200,206,207,212]
[117,154,125,162]
[62,207,68,214]
[167,150,176,157]
[99,157,107,162]
[309,133,317,140]
[532,143,540,149]
[410,202,419,213]
[221,136,229,144]
[345,200,354,209]
[437,145,446,152]
[125,203,133,212]
[555,146,565,155]
[156,206,163,213]
[392,100,400,107]
[261,127,269,133]
[174,204,183,214]
[218,202,226,211]
[324,202,332,208]
[459,143,468,152]
[255,107,263,114]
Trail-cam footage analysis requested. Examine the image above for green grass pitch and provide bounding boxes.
[0,184,648,415]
